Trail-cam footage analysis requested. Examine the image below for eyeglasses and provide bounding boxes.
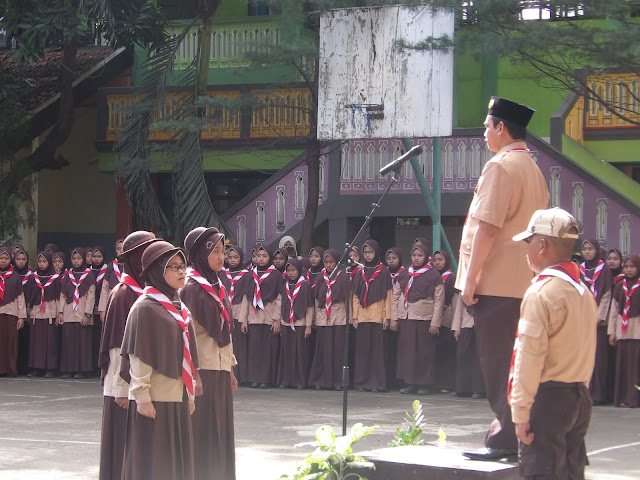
[166,264,187,272]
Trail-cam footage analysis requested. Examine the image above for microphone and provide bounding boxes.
[378,145,424,176]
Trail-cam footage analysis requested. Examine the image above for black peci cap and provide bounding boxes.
[487,97,535,128]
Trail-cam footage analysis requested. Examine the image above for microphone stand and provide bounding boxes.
[329,169,401,436]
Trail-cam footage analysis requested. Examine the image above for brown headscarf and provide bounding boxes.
[352,239,392,308]
[60,247,96,304]
[120,249,199,383]
[614,254,640,319]
[308,247,326,289]
[608,248,624,279]
[0,246,23,306]
[281,258,314,322]
[180,231,233,347]
[12,248,30,275]
[44,243,60,255]
[244,245,282,305]
[315,249,349,308]
[273,247,289,274]
[52,251,68,273]
[25,251,61,309]
[398,243,443,304]
[98,240,149,378]
[220,245,253,306]
[434,249,456,306]
[580,239,613,305]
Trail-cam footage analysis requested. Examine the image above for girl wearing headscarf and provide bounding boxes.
[91,246,109,376]
[52,251,67,275]
[13,247,32,374]
[276,258,314,389]
[384,247,406,388]
[120,240,198,480]
[0,246,26,376]
[351,239,392,392]
[98,239,126,323]
[385,248,406,288]
[98,231,158,480]
[391,243,444,395]
[307,247,325,290]
[25,251,61,378]
[272,247,289,278]
[181,227,237,480]
[240,245,282,388]
[608,254,640,408]
[57,247,96,379]
[580,239,614,405]
[348,246,362,279]
[309,249,350,390]
[607,248,625,284]
[432,249,458,393]
[44,243,60,256]
[221,245,252,386]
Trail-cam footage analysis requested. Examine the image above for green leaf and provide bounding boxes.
[316,426,336,449]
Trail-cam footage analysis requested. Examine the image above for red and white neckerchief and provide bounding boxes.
[285,276,306,330]
[94,264,108,286]
[323,268,342,318]
[33,273,59,312]
[185,268,230,326]
[508,264,584,401]
[0,267,14,302]
[580,260,605,302]
[120,273,144,297]
[614,272,625,284]
[252,265,276,312]
[112,260,122,283]
[360,264,384,308]
[308,270,321,291]
[282,271,288,279]
[67,268,92,311]
[390,266,405,287]
[441,269,453,283]
[223,267,249,303]
[143,286,195,395]
[21,269,33,286]
[404,264,431,309]
[621,278,640,333]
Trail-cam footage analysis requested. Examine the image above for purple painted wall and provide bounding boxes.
[225,135,640,255]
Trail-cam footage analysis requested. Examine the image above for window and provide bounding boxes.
[277,187,286,230]
[366,144,376,180]
[443,141,454,181]
[471,141,482,179]
[457,142,467,179]
[353,144,363,181]
[596,200,607,241]
[572,184,583,225]
[550,168,561,208]
[620,216,631,256]
[237,216,246,252]
[256,202,265,241]
[378,143,389,179]
[319,159,325,196]
[341,144,351,180]
[590,82,599,116]
[295,174,304,210]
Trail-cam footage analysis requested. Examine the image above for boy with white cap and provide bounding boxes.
[509,207,597,479]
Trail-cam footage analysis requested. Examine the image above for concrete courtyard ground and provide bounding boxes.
[0,376,639,479]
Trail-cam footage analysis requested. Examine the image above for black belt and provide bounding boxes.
[539,380,584,389]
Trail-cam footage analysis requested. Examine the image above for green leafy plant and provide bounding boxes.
[391,400,425,447]
[281,423,378,480]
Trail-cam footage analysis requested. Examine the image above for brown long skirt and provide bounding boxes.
[60,322,93,373]
[613,339,640,408]
[231,319,249,384]
[192,370,235,480]
[247,324,280,385]
[455,327,485,395]
[92,314,103,374]
[589,325,610,403]
[0,313,19,375]
[99,396,128,480]
[277,326,311,387]
[17,321,29,374]
[28,318,59,370]
[122,395,194,480]
[396,319,436,386]
[354,322,387,390]
[384,329,399,388]
[435,325,457,390]
[308,326,346,389]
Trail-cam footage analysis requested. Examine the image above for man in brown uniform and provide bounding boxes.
[457,97,549,460]
[510,208,597,478]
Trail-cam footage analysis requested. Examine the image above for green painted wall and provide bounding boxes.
[39,107,117,234]
[584,139,640,164]
[98,149,302,173]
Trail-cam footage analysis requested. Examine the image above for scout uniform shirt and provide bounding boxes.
[509,270,597,424]
[455,145,549,299]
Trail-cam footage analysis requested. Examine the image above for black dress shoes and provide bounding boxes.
[462,447,518,461]
[400,385,417,394]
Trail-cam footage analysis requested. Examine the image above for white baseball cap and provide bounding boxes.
[513,208,580,242]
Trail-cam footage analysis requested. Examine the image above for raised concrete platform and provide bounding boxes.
[360,445,519,480]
